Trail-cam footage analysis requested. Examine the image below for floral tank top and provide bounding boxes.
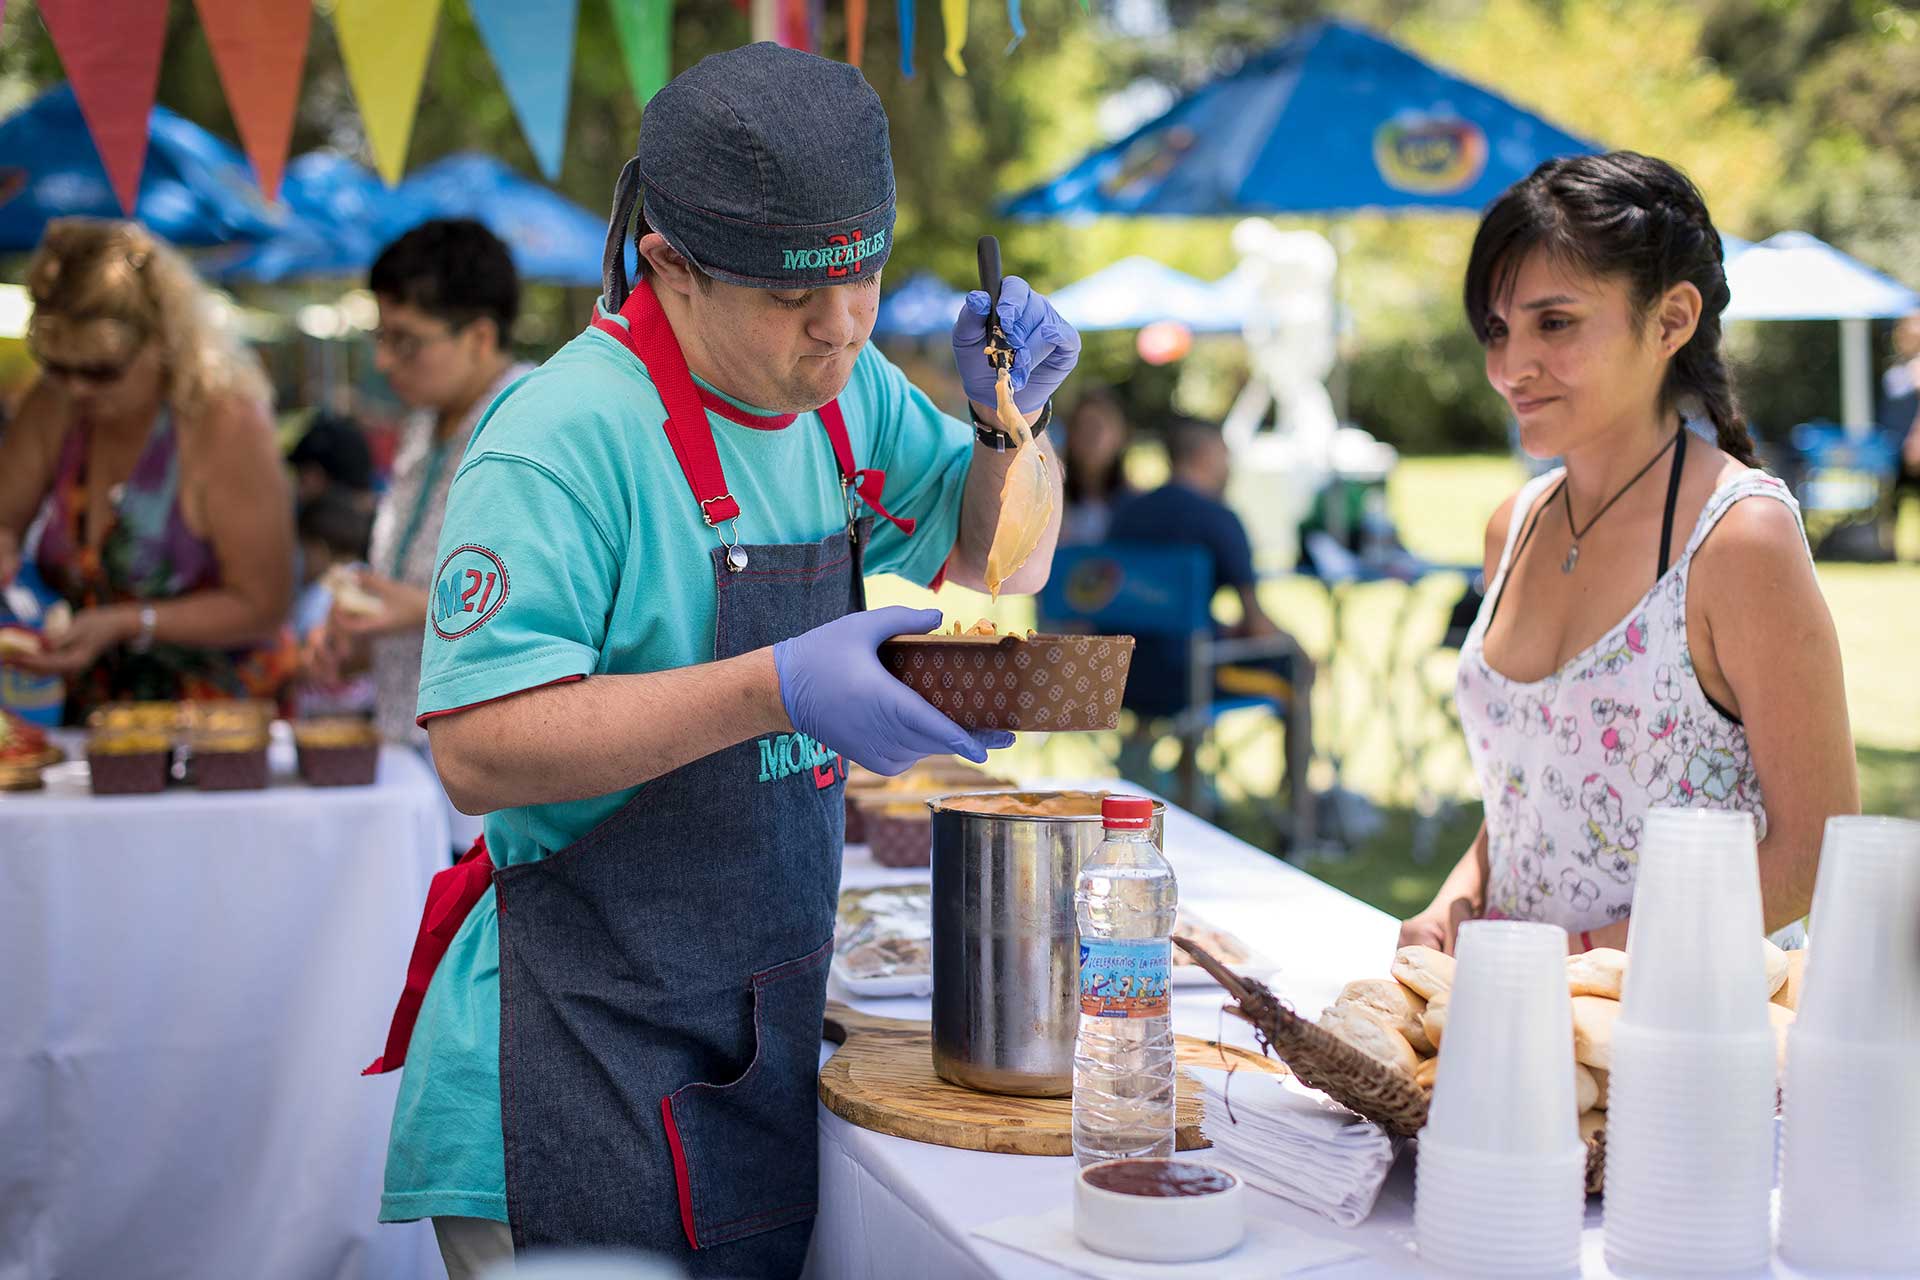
[1456,463,1806,933]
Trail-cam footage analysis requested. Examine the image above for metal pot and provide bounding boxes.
[927,790,1166,1097]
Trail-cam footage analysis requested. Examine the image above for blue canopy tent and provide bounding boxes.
[1049,257,1244,333]
[1722,231,1920,436]
[873,273,968,339]
[0,85,290,252]
[1003,19,1597,219]
[397,154,610,286]
[206,152,435,285]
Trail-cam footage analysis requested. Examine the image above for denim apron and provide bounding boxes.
[489,283,916,1276]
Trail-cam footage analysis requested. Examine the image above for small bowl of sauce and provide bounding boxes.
[1073,1157,1245,1262]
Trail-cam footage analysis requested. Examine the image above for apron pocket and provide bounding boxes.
[660,936,833,1250]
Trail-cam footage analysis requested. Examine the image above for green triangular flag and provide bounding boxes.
[609,0,672,110]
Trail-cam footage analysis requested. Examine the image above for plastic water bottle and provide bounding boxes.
[1073,795,1178,1166]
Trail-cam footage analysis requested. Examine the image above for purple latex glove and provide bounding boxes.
[772,606,1016,776]
[951,275,1082,416]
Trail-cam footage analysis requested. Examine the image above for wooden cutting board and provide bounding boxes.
[820,1002,1286,1157]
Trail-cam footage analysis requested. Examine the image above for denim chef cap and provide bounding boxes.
[602,42,896,299]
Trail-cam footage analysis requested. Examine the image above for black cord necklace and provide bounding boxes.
[1561,429,1681,573]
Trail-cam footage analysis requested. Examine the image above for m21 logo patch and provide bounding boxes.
[432,545,509,639]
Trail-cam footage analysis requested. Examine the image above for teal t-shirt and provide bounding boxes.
[379,303,972,1224]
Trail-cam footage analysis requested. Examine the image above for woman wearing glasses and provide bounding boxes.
[312,221,527,833]
[0,218,296,718]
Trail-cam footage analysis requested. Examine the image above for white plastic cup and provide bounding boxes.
[1424,921,1581,1157]
[1795,815,1920,1042]
[1415,1140,1584,1276]
[1774,818,1920,1273]
[1619,807,1771,1035]
[1603,1022,1775,1274]
[1416,921,1585,1277]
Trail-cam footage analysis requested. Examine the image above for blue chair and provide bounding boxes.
[1038,543,1315,849]
[1786,420,1902,560]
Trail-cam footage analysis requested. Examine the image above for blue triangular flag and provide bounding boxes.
[470,0,580,180]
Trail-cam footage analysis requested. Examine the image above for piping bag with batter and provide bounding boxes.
[977,236,1054,597]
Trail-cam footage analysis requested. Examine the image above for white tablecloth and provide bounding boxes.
[805,783,1806,1280]
[0,735,448,1280]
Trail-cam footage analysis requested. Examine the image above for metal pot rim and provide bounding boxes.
[925,788,1167,822]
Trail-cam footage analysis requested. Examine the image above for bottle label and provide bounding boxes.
[1078,938,1172,1018]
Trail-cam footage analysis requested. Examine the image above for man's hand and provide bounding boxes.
[951,276,1081,417]
[773,607,1014,775]
[327,569,429,640]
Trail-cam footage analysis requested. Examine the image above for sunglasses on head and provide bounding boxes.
[38,356,136,385]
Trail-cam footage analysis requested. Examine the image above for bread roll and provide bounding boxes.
[1579,1109,1606,1144]
[1571,995,1621,1070]
[1414,1055,1439,1090]
[1761,937,1791,998]
[1337,978,1433,1054]
[1772,949,1807,1011]
[1574,1062,1600,1114]
[1420,988,1450,1049]
[1391,945,1456,1001]
[1567,947,1628,999]
[1589,1066,1609,1111]
[1317,1003,1420,1078]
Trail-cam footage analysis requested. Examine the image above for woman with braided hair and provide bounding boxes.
[1400,152,1857,956]
[0,218,297,718]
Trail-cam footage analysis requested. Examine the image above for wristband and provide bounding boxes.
[1579,929,1594,953]
[129,604,158,654]
[969,398,1051,451]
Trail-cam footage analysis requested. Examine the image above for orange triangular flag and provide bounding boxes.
[38,0,169,215]
[194,0,313,201]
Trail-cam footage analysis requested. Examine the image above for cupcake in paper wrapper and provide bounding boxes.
[878,634,1134,732]
[294,718,380,787]
[859,800,934,868]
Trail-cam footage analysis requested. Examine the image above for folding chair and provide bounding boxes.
[1787,420,1901,560]
[1037,543,1316,851]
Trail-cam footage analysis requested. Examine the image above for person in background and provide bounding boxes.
[292,490,376,718]
[318,220,530,794]
[1058,388,1133,546]
[292,490,373,638]
[1106,417,1314,829]
[1881,312,1920,519]
[288,410,377,512]
[0,218,296,719]
[1402,152,1857,956]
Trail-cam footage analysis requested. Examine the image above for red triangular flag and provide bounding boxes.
[38,0,170,216]
[194,0,314,202]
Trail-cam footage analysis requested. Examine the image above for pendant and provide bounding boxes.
[726,545,750,572]
[1562,543,1580,574]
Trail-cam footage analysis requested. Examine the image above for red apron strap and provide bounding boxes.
[593,290,740,527]
[817,400,916,537]
[363,836,497,1075]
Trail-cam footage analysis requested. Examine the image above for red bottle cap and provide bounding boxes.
[1102,795,1155,830]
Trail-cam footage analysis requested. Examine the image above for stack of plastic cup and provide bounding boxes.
[1602,807,1776,1275]
[1415,921,1585,1277]
[1778,815,1920,1273]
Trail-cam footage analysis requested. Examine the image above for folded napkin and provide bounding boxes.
[1188,1066,1400,1227]
[973,1204,1362,1280]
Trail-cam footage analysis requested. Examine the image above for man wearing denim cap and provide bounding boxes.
[366,42,1078,1279]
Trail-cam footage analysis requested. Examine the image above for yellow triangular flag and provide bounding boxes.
[335,0,440,186]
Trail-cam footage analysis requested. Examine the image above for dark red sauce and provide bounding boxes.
[1083,1159,1237,1198]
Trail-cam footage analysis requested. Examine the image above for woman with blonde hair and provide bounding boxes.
[0,218,296,717]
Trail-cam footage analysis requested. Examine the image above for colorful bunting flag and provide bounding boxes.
[942,0,967,75]
[335,0,439,186]
[847,0,867,67]
[899,0,916,76]
[37,0,169,215]
[608,0,672,110]
[193,0,313,201]
[778,0,810,50]
[470,0,580,181]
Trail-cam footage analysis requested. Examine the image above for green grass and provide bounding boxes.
[872,455,1920,917]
